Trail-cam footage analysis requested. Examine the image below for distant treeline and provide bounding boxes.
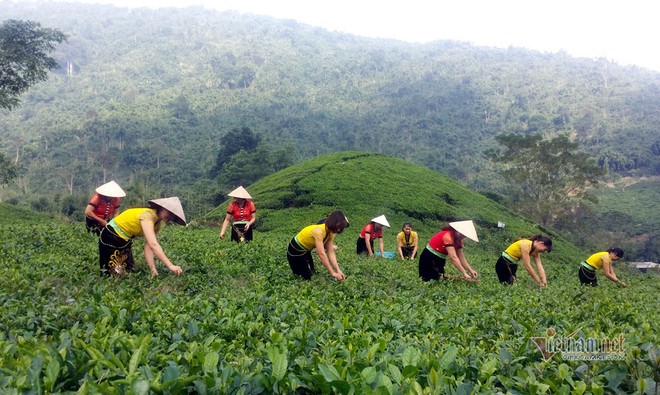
[0,1,659,210]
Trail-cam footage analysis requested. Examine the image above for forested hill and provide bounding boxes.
[1,1,659,202]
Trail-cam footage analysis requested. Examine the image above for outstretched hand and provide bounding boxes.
[447,275,479,283]
[333,271,345,281]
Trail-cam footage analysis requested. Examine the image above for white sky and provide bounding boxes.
[25,0,660,72]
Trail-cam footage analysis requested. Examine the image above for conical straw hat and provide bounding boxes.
[227,186,252,200]
[371,215,390,227]
[148,197,187,226]
[449,220,479,242]
[95,180,126,198]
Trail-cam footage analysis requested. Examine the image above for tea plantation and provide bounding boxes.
[1,152,658,394]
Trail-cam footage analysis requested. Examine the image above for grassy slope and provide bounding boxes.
[594,178,660,232]
[587,178,660,259]
[1,154,658,393]
[207,151,584,265]
[0,202,53,224]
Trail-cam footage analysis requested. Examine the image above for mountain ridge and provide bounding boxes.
[1,1,658,260]
[1,1,658,193]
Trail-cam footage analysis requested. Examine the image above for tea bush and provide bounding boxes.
[1,215,658,394]
[1,153,658,393]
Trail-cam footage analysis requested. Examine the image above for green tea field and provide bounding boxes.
[1,152,658,394]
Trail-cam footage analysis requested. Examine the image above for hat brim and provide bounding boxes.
[227,186,252,200]
[371,215,390,227]
[95,181,126,198]
[449,220,479,242]
[148,201,187,226]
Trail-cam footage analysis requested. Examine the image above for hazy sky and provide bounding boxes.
[24,0,660,72]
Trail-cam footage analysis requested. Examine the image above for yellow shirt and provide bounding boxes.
[110,208,162,240]
[295,224,333,251]
[504,239,533,262]
[585,251,610,270]
[396,231,418,247]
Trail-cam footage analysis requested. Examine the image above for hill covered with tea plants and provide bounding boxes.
[208,151,584,261]
[1,152,658,393]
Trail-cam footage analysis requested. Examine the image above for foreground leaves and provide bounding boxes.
[0,221,658,393]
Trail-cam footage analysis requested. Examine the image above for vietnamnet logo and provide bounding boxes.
[530,328,626,361]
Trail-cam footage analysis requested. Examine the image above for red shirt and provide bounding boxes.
[428,230,463,255]
[227,200,256,222]
[360,223,383,239]
[88,193,121,220]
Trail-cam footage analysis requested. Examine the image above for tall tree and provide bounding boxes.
[488,133,605,227]
[210,126,261,178]
[0,153,16,186]
[218,143,294,188]
[0,19,67,110]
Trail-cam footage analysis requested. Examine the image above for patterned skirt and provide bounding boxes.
[98,225,134,277]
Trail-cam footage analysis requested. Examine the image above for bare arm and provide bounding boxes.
[397,237,405,260]
[316,237,344,281]
[534,254,547,286]
[326,238,345,280]
[603,261,626,287]
[85,204,108,226]
[411,236,418,260]
[446,246,471,279]
[378,237,385,258]
[141,221,182,277]
[365,233,374,256]
[244,212,256,231]
[457,249,478,278]
[219,213,232,239]
[520,248,543,286]
[143,243,156,276]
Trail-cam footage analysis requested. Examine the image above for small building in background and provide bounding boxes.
[628,262,660,273]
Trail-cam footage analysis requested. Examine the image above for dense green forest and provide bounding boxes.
[0,1,658,260]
